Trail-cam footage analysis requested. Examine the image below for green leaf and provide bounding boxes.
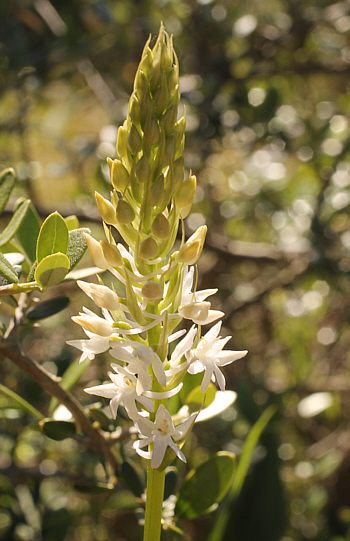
[67,228,90,271]
[175,452,236,520]
[0,199,30,247]
[26,296,70,320]
[16,202,41,262]
[0,168,15,215]
[40,419,76,441]
[0,252,19,283]
[206,405,277,541]
[185,384,216,413]
[232,405,276,497]
[121,460,144,498]
[65,215,79,231]
[34,253,70,288]
[49,357,92,415]
[36,212,69,262]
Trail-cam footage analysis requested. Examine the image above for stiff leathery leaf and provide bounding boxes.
[34,253,70,288]
[0,168,15,215]
[36,212,69,262]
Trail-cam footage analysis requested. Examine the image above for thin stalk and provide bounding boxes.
[0,383,44,420]
[143,461,166,541]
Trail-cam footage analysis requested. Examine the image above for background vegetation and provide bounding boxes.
[0,1,349,540]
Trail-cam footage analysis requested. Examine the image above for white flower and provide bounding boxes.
[110,341,166,393]
[77,280,120,311]
[67,330,110,363]
[85,366,183,421]
[179,266,224,325]
[85,365,154,420]
[187,321,248,392]
[72,307,114,337]
[133,404,198,469]
[165,325,197,378]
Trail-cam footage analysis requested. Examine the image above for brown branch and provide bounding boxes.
[0,339,119,472]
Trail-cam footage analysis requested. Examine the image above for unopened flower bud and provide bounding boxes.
[176,225,207,265]
[83,233,109,270]
[142,281,163,300]
[174,174,196,217]
[95,192,117,225]
[77,281,120,311]
[110,159,130,192]
[154,70,169,117]
[128,124,142,154]
[116,199,135,224]
[129,93,140,126]
[150,174,165,207]
[100,241,123,267]
[72,315,112,337]
[135,154,151,183]
[171,156,184,191]
[116,123,128,158]
[151,213,170,240]
[139,237,158,260]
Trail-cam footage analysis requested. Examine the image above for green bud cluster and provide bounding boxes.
[98,23,196,274]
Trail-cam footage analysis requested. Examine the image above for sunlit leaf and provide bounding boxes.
[175,451,236,520]
[36,212,69,262]
[67,228,89,271]
[34,252,70,288]
[0,168,15,215]
[185,383,216,413]
[65,215,79,231]
[16,201,41,262]
[0,252,19,283]
[0,199,30,247]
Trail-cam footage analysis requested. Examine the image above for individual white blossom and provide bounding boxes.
[187,321,248,392]
[72,307,114,337]
[77,280,120,311]
[133,404,198,469]
[84,366,182,420]
[179,266,224,325]
[110,341,166,393]
[67,330,110,363]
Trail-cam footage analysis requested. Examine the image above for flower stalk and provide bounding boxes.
[69,23,247,540]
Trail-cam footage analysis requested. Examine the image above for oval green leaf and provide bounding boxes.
[0,199,30,247]
[34,253,70,288]
[67,228,90,271]
[0,252,19,283]
[175,451,236,520]
[0,168,15,215]
[36,212,69,262]
[41,419,76,441]
[16,202,41,262]
[26,296,70,320]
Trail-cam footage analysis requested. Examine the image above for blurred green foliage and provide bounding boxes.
[0,1,350,540]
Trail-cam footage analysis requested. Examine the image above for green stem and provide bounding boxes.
[0,281,41,297]
[0,383,44,420]
[143,461,166,541]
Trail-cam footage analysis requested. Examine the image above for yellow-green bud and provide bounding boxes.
[83,233,109,270]
[77,281,120,311]
[100,240,123,267]
[128,124,142,154]
[165,134,176,163]
[176,225,207,265]
[116,199,135,224]
[129,93,140,126]
[139,237,158,260]
[116,122,128,158]
[110,159,130,192]
[135,153,151,183]
[161,98,179,135]
[154,70,169,117]
[139,84,153,128]
[174,174,196,209]
[150,174,165,207]
[172,156,184,190]
[151,213,170,240]
[149,45,162,94]
[95,192,117,225]
[144,113,160,148]
[141,281,163,300]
